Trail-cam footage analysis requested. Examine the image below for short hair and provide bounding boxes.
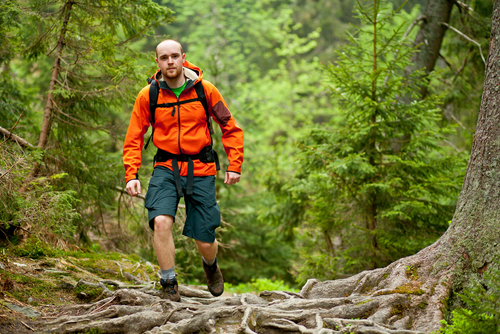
[156,39,184,58]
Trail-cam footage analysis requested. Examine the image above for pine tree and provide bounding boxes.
[0,0,173,242]
[278,0,467,281]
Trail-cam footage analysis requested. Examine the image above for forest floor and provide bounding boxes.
[0,246,434,334]
[0,250,218,334]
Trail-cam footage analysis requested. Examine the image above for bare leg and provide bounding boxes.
[154,215,175,270]
[195,239,218,261]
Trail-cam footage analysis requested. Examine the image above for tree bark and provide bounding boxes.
[32,1,73,176]
[410,0,454,97]
[38,0,73,150]
[436,0,500,309]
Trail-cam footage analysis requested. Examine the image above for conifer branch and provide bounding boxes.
[50,99,111,132]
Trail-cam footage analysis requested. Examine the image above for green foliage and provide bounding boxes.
[434,0,492,151]
[225,278,299,294]
[271,0,467,283]
[12,236,56,259]
[80,329,104,334]
[0,145,81,245]
[0,0,174,247]
[434,264,500,334]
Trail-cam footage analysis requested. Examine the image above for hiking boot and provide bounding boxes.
[160,277,180,302]
[202,258,224,297]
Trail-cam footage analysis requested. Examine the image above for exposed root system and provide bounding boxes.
[37,246,447,334]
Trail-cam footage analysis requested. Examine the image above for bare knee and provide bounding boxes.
[154,215,174,233]
[195,240,217,258]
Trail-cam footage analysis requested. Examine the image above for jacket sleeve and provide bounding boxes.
[205,82,244,174]
[123,87,151,182]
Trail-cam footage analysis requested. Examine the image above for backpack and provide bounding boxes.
[144,78,215,150]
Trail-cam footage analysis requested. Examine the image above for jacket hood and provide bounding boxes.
[153,60,203,85]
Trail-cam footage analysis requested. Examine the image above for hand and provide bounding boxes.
[126,179,141,196]
[224,171,240,185]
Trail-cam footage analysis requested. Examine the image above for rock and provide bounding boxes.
[6,303,41,317]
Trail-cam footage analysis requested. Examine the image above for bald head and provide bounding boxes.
[156,39,183,58]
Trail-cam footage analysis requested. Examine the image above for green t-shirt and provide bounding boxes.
[171,80,187,99]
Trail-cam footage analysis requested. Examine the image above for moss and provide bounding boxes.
[430,282,438,295]
[383,273,390,279]
[394,285,424,295]
[63,251,124,261]
[77,329,104,334]
[356,299,373,305]
[10,237,56,259]
[65,253,158,283]
[376,282,425,296]
[391,304,405,316]
[75,285,103,301]
[360,284,374,294]
[405,265,419,280]
[1,269,59,304]
[418,301,428,309]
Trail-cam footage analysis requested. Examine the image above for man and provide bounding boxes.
[123,40,243,302]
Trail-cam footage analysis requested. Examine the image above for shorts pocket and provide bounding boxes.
[206,202,221,232]
[144,174,162,209]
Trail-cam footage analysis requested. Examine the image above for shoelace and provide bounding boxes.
[164,283,177,295]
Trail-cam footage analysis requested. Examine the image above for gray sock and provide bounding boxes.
[202,256,216,266]
[160,267,176,280]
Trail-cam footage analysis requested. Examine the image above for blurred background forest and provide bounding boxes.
[0,0,493,289]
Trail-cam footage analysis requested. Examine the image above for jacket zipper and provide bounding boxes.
[176,96,181,153]
[176,95,183,171]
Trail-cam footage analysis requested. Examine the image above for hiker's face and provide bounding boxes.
[155,41,185,80]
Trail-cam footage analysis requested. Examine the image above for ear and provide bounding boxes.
[155,57,160,67]
[182,53,186,63]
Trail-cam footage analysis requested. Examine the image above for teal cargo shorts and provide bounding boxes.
[144,166,221,243]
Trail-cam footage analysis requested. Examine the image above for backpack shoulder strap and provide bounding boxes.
[144,79,159,150]
[193,80,214,135]
[149,79,160,126]
[193,80,219,171]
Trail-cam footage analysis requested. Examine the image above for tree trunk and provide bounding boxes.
[34,1,73,175]
[304,1,500,332]
[410,0,454,97]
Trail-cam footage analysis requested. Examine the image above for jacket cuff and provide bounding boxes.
[125,173,139,183]
[227,165,241,174]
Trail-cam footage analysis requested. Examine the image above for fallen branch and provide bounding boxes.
[0,125,35,149]
[20,320,35,331]
[0,158,23,181]
[0,109,25,147]
[114,186,186,209]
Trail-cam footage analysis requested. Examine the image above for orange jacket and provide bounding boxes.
[123,61,244,182]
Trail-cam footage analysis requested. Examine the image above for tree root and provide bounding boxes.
[37,247,448,333]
